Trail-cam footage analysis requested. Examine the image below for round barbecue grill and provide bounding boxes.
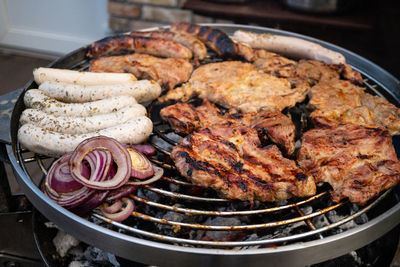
[7,24,400,267]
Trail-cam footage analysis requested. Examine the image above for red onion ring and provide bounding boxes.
[100,198,134,222]
[106,184,138,202]
[70,136,131,190]
[131,144,156,156]
[85,149,112,182]
[127,147,154,179]
[127,166,164,186]
[44,154,95,210]
[101,200,123,213]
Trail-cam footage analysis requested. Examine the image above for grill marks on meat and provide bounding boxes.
[298,124,400,205]
[309,80,400,135]
[159,61,310,113]
[171,126,316,202]
[86,35,193,59]
[89,53,193,90]
[160,100,296,155]
[170,22,237,58]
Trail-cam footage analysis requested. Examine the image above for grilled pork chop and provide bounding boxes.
[251,50,362,85]
[90,53,193,90]
[171,126,315,202]
[309,80,400,135]
[159,61,310,112]
[298,124,400,205]
[160,100,296,155]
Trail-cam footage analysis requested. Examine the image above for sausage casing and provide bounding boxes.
[87,35,193,59]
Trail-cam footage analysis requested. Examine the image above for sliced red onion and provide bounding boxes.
[131,144,156,156]
[100,198,134,222]
[106,184,138,202]
[46,153,85,193]
[127,147,154,179]
[70,136,131,190]
[101,200,123,213]
[84,150,112,182]
[44,154,95,210]
[127,166,164,186]
[71,189,109,216]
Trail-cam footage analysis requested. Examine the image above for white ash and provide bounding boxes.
[45,221,58,229]
[326,210,357,232]
[67,247,120,267]
[137,187,161,202]
[300,205,313,215]
[200,217,243,241]
[53,230,80,257]
[272,221,308,238]
[169,182,180,192]
[312,215,330,228]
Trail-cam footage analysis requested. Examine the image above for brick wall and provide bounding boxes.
[108,0,232,33]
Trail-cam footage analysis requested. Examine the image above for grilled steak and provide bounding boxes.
[309,80,400,135]
[159,61,310,113]
[160,100,296,155]
[171,126,315,202]
[298,124,400,205]
[90,53,193,90]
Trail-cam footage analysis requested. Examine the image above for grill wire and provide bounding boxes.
[14,59,397,249]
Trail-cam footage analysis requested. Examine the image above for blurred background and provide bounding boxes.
[0,0,399,94]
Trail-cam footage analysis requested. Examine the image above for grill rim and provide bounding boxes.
[7,23,400,267]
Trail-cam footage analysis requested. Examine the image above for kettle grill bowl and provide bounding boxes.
[7,24,400,267]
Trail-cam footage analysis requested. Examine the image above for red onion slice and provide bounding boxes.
[131,144,156,156]
[70,136,131,190]
[127,147,154,179]
[100,198,134,222]
[84,150,112,182]
[46,154,84,193]
[44,154,95,209]
[127,166,164,186]
[106,184,138,202]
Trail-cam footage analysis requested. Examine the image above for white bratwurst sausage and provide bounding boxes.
[233,30,346,65]
[20,104,147,134]
[24,89,137,117]
[18,116,153,157]
[33,67,137,86]
[38,80,161,103]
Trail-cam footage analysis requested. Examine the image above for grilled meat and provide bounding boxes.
[160,100,296,155]
[252,51,362,86]
[90,53,193,90]
[170,22,237,58]
[159,61,310,113]
[171,126,315,202]
[87,35,193,59]
[298,124,400,205]
[129,30,207,60]
[309,80,400,135]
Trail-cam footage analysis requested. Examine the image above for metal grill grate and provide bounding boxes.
[14,70,397,248]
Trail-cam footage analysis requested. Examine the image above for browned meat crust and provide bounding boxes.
[251,50,362,85]
[89,53,193,90]
[171,126,315,202]
[298,124,400,205]
[160,100,296,155]
[170,22,236,58]
[309,80,400,135]
[159,61,310,113]
[87,35,193,59]
[129,30,207,60]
